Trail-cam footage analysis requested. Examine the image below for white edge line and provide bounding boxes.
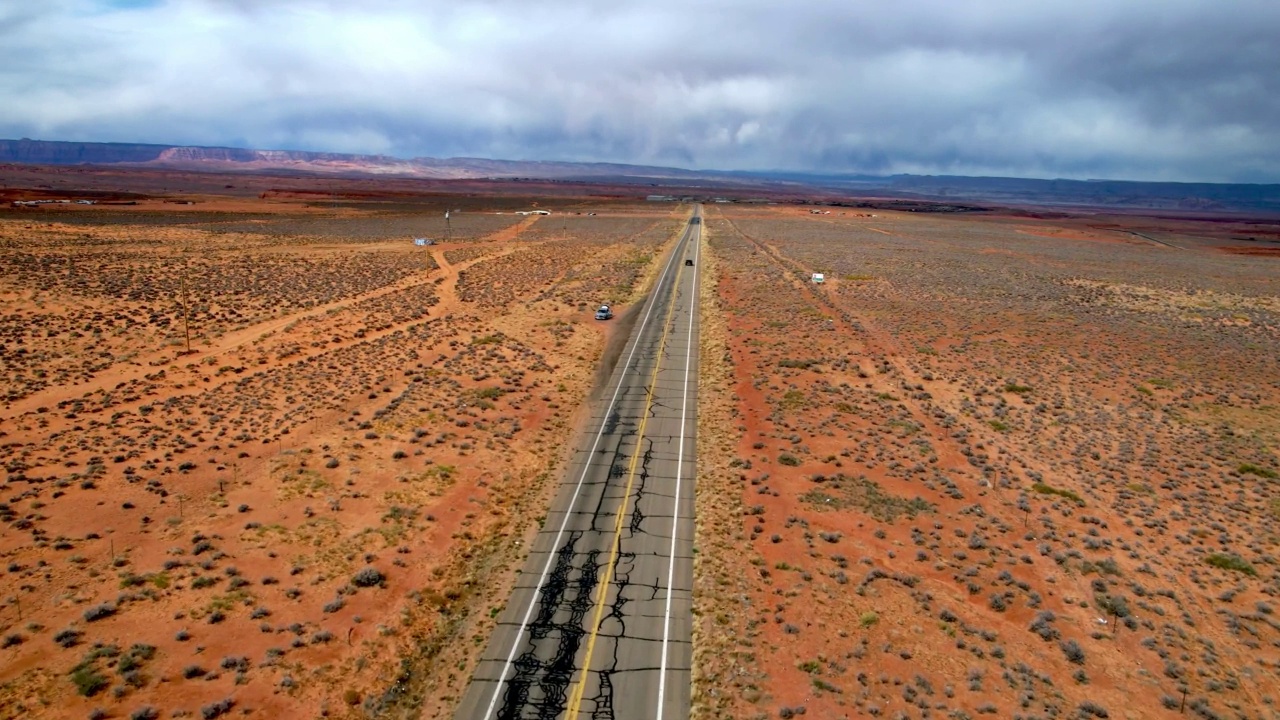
[656,207,700,719]
[481,213,691,720]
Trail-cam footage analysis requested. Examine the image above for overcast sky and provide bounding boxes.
[2,0,1278,182]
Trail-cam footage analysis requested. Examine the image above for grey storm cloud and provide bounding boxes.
[1,0,1278,181]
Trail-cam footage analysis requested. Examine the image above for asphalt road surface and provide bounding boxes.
[455,207,702,720]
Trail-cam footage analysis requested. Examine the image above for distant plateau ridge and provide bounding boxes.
[3,138,1279,212]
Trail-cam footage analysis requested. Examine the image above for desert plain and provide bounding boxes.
[692,204,1280,720]
[1,168,1279,720]
[0,172,683,719]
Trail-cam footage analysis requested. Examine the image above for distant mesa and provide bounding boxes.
[2,138,171,164]
[2,138,1279,212]
[0,138,712,183]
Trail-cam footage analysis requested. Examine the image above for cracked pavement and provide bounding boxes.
[456,210,701,720]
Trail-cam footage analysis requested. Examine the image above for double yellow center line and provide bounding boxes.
[562,235,689,719]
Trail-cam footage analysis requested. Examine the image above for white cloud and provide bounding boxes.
[0,0,1276,180]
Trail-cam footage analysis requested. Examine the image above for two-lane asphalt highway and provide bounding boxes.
[455,207,702,720]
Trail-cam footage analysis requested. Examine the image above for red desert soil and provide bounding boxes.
[1221,247,1280,257]
[0,189,686,719]
[691,205,1280,720]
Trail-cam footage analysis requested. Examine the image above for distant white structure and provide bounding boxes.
[811,273,825,284]
[515,210,551,216]
[12,198,96,207]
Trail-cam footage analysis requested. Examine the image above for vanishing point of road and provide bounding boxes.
[455,207,702,720]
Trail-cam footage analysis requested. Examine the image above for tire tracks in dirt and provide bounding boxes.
[715,212,976,480]
[717,210,1067,504]
[1,224,545,424]
[718,215,918,383]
